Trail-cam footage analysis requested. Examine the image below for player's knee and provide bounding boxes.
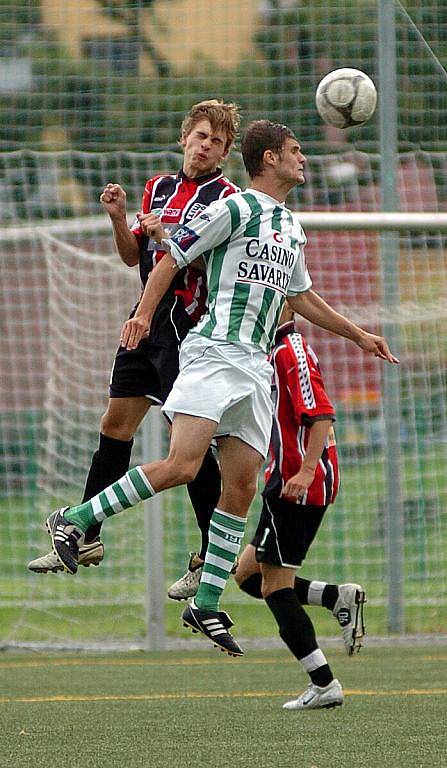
[261,579,274,601]
[100,410,133,441]
[164,455,201,485]
[230,476,258,507]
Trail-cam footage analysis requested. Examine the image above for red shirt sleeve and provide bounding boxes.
[283,334,336,425]
[130,178,155,246]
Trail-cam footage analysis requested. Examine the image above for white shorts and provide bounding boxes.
[162,333,273,457]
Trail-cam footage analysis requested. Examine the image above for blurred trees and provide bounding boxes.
[0,0,446,152]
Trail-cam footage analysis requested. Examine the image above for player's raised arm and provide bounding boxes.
[288,289,399,364]
[100,183,140,267]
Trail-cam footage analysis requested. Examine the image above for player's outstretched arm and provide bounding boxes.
[120,250,179,350]
[288,289,399,364]
[100,183,139,267]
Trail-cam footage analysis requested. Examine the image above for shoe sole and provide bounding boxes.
[350,589,367,654]
[182,618,243,658]
[30,560,102,574]
[167,592,195,601]
[321,700,343,709]
[284,698,343,711]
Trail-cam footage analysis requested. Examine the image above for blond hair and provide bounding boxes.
[180,99,240,152]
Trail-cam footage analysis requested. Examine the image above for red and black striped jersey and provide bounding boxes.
[131,168,239,325]
[264,321,340,506]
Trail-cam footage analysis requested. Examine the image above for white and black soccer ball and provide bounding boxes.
[315,68,377,129]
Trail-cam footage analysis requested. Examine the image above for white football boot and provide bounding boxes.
[28,539,104,573]
[283,678,344,710]
[168,553,239,600]
[167,553,204,600]
[332,583,366,655]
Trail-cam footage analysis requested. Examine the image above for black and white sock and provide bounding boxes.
[295,577,339,612]
[265,588,334,687]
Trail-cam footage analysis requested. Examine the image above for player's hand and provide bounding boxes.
[356,331,400,364]
[281,467,316,500]
[136,212,167,243]
[100,183,127,219]
[120,315,151,350]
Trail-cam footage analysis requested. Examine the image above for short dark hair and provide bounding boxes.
[241,120,296,178]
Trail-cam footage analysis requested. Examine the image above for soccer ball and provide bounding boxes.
[315,68,377,129]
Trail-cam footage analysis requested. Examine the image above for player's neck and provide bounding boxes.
[249,176,291,204]
[182,162,219,180]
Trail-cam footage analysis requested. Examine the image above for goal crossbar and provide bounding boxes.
[2,211,447,244]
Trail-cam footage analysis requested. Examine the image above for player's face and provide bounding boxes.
[181,119,229,178]
[276,138,306,186]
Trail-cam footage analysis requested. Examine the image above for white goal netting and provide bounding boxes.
[1,149,446,648]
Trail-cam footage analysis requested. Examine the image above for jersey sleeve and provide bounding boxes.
[286,242,312,296]
[130,178,154,245]
[281,335,336,424]
[161,198,233,268]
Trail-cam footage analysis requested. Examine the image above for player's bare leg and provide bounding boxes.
[45,414,216,571]
[100,396,152,442]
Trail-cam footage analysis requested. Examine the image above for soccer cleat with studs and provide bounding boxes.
[168,553,204,600]
[182,600,244,657]
[168,553,240,601]
[45,507,84,575]
[332,583,366,655]
[283,679,344,710]
[28,539,104,573]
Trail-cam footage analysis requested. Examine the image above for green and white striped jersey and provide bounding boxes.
[163,188,312,354]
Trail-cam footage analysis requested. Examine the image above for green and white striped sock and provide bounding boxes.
[194,508,247,611]
[63,466,155,532]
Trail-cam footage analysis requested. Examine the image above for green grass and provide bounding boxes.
[0,646,445,768]
[1,448,446,643]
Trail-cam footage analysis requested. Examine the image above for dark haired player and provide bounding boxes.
[235,304,366,710]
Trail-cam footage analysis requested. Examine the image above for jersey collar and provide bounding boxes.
[178,168,223,184]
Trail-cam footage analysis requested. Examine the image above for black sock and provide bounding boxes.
[294,576,312,603]
[186,447,221,559]
[238,574,263,599]
[321,584,339,611]
[309,664,333,688]
[82,433,133,542]
[265,588,333,687]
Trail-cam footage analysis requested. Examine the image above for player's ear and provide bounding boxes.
[180,130,188,149]
[263,148,276,168]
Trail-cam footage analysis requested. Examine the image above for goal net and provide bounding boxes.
[1,148,446,648]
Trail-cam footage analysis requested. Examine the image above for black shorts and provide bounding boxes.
[251,495,328,568]
[109,295,192,404]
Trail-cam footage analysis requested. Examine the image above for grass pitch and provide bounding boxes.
[1,646,445,768]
